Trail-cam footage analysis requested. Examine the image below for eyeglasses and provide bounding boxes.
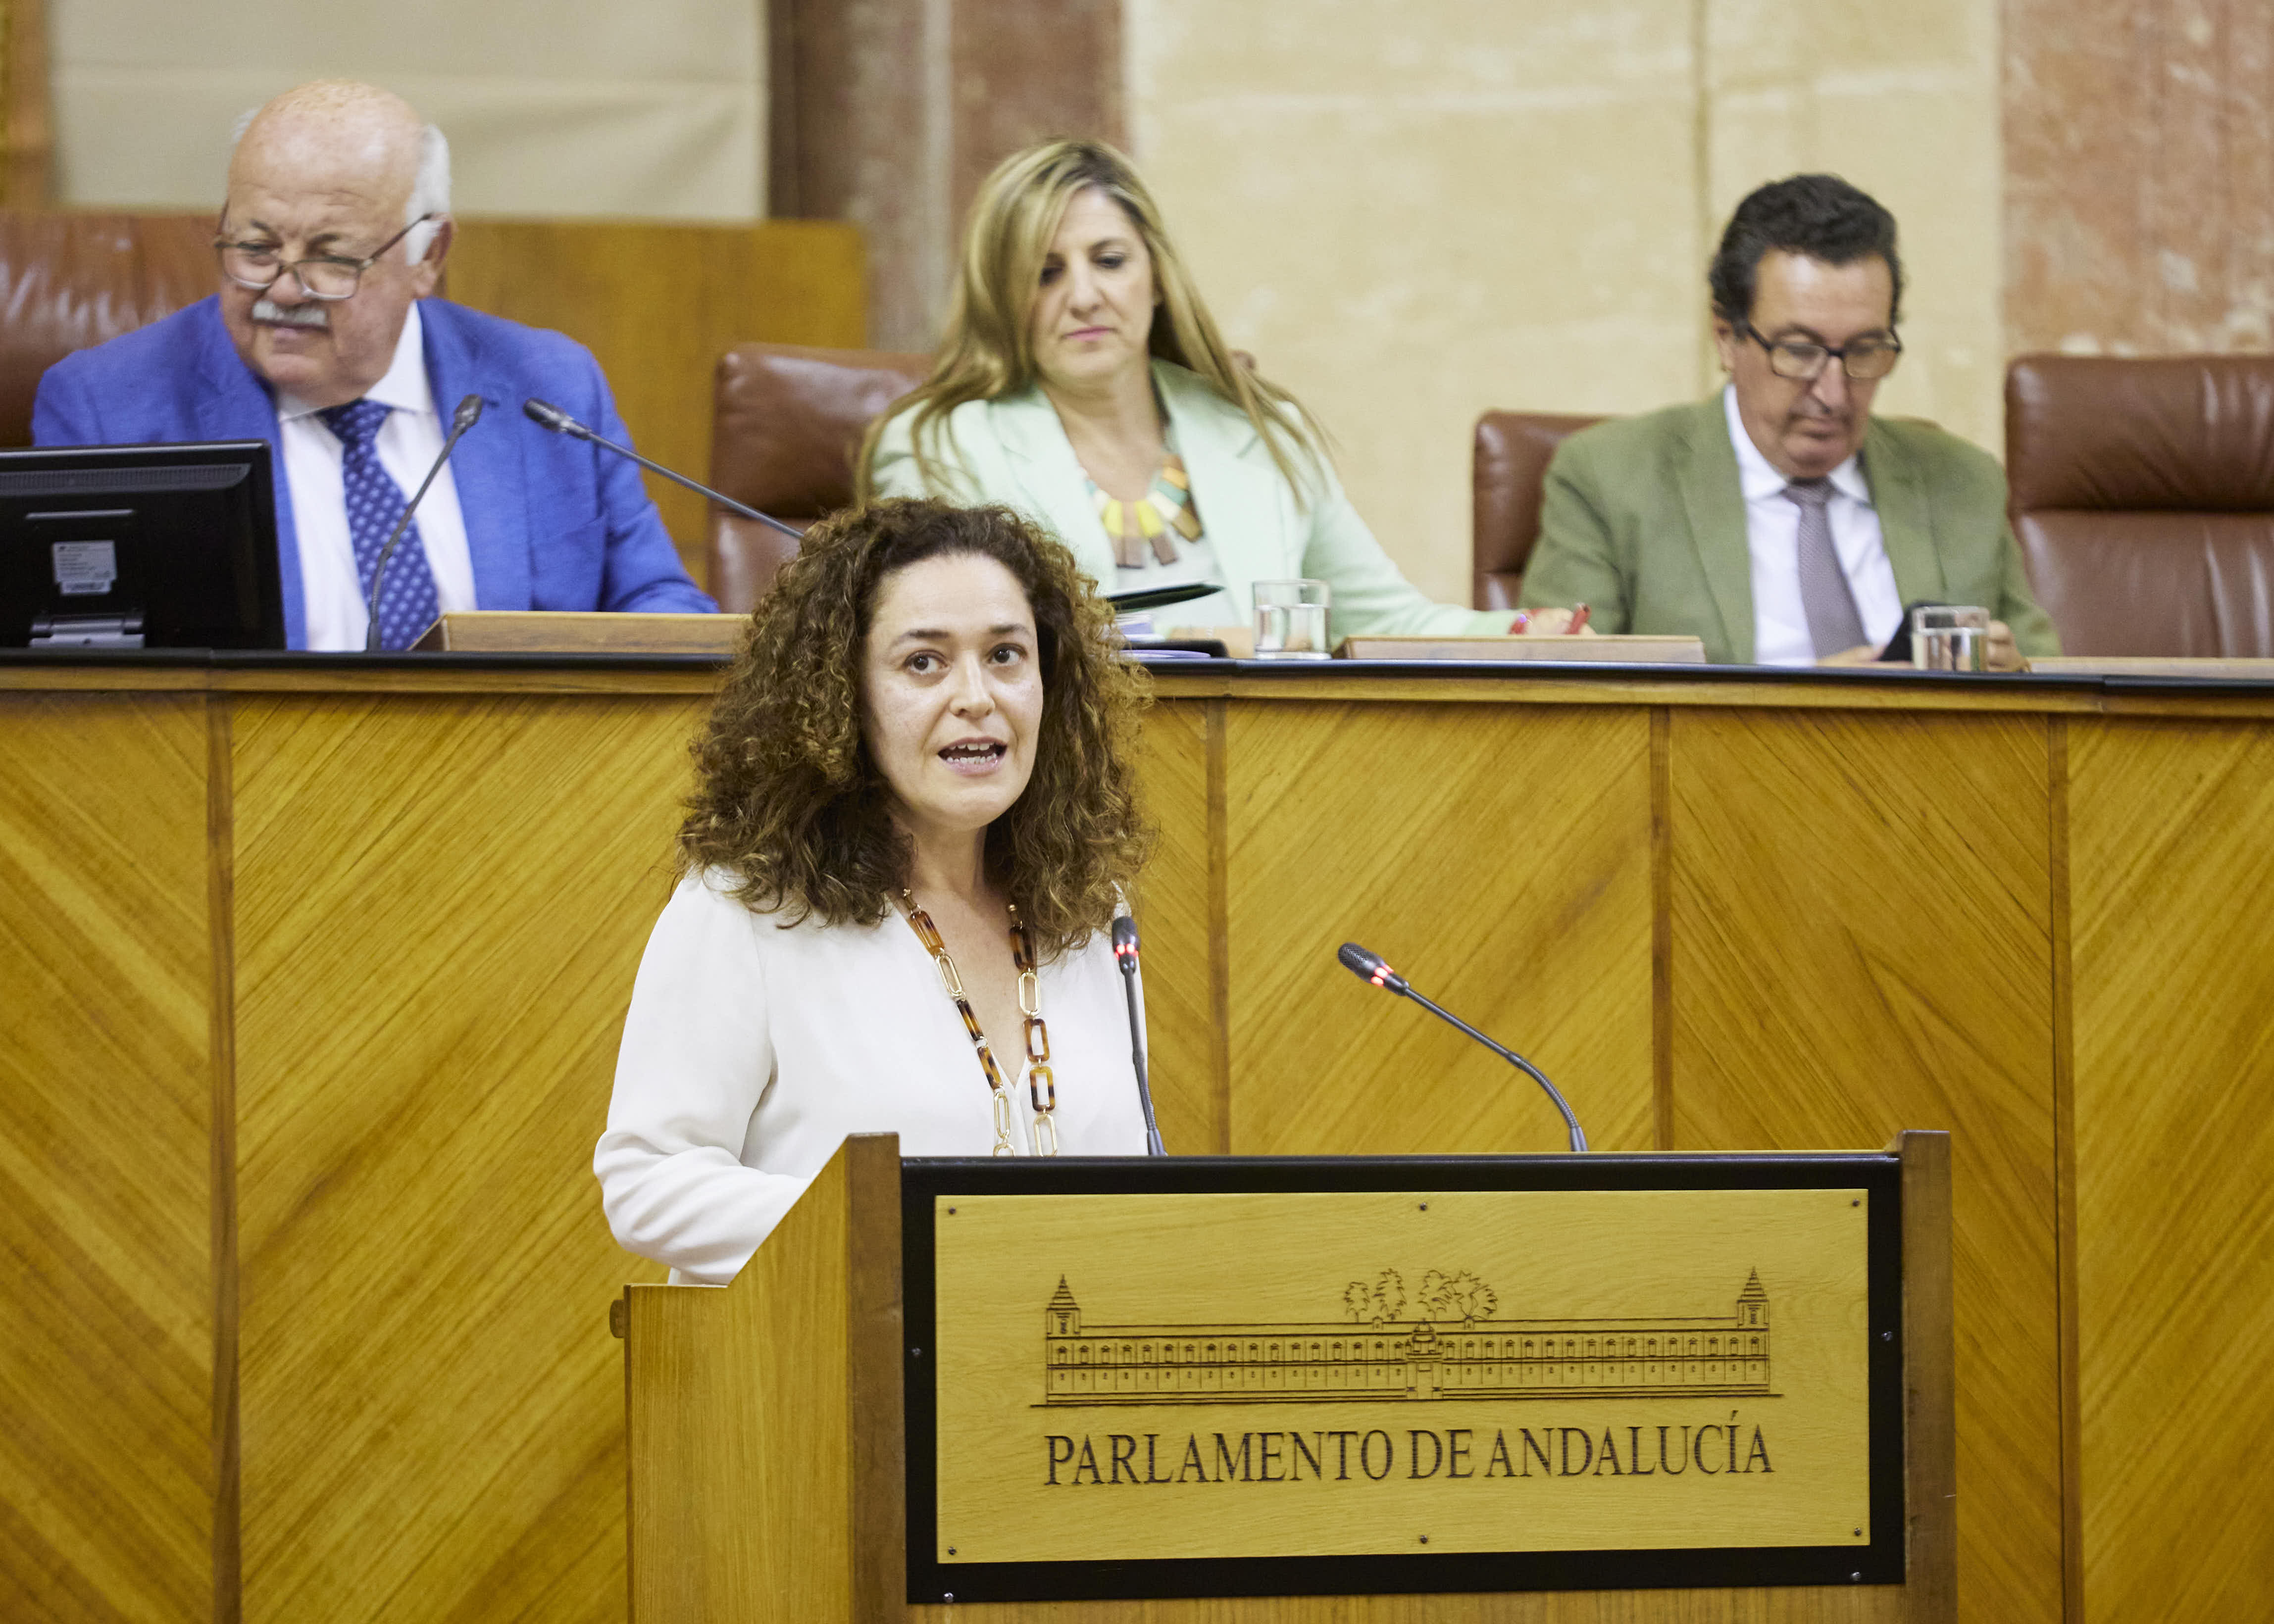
[212,214,435,301]
[1743,321,1903,382]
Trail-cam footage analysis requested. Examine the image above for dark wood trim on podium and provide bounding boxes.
[623,1133,1954,1620]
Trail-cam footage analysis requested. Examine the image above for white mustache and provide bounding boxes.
[251,298,328,329]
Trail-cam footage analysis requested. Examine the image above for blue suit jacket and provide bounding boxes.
[32,295,715,646]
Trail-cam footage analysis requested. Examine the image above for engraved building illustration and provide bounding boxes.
[1043,1271,1771,1404]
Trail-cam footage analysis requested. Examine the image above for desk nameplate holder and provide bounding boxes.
[903,1153,1908,1605]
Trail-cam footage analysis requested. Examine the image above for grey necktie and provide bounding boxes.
[1782,478,1865,657]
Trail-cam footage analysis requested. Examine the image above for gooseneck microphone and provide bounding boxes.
[365,392,484,651]
[1337,942,1588,1152]
[521,397,804,542]
[1112,917,1166,1156]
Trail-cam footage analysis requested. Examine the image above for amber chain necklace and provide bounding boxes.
[901,892,1059,1157]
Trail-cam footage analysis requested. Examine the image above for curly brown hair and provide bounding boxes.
[678,497,1152,958]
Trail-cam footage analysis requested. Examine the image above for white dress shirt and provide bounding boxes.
[595,872,1152,1284]
[1723,385,1904,666]
[276,303,478,651]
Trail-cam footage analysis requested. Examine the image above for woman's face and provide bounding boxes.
[861,552,1045,848]
[1028,187,1157,394]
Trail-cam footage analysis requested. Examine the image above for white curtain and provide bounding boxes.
[47,0,764,218]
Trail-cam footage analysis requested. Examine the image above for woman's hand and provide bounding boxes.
[1510,607,1597,637]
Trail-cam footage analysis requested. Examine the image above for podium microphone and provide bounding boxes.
[1336,942,1588,1152]
[365,392,484,651]
[522,397,804,542]
[1112,917,1166,1156]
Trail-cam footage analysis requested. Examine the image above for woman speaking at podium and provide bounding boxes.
[859,139,1551,644]
[595,498,1154,1284]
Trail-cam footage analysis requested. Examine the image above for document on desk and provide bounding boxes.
[1333,634,1707,662]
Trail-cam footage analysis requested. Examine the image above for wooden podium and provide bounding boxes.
[618,1132,1953,1622]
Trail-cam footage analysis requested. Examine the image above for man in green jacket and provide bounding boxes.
[1522,175,2058,669]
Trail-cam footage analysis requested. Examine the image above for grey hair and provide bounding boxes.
[403,126,450,262]
[227,108,452,263]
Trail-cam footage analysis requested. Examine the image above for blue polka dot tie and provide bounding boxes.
[318,398,441,651]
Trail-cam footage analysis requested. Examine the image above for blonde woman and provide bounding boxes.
[859,140,1569,646]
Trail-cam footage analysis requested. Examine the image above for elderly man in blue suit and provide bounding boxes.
[34,79,715,649]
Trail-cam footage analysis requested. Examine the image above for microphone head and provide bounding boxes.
[1112,916,1139,969]
[522,397,580,436]
[452,394,485,432]
[1337,941,1409,996]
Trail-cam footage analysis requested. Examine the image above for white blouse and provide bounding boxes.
[595,870,1152,1283]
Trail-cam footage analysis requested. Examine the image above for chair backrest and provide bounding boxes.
[0,211,216,446]
[2007,354,2274,656]
[1471,410,1605,608]
[706,343,930,612]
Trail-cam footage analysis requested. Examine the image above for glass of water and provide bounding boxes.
[1252,579,1332,659]
[1911,604,1991,671]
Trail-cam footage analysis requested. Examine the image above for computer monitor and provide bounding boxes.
[0,441,285,650]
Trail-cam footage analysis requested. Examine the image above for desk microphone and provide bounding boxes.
[365,393,484,651]
[1112,917,1166,1155]
[1336,942,1588,1152]
[521,397,804,542]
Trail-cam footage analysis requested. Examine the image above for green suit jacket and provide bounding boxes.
[870,360,1508,643]
[1520,396,2060,663]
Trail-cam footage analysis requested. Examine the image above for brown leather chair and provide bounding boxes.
[1471,410,1604,608]
[705,343,929,612]
[2008,355,2274,656]
[0,211,215,445]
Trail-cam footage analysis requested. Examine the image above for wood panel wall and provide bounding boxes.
[448,217,865,586]
[1664,709,2062,1623]
[4,667,2271,1622]
[226,686,704,1623]
[0,0,54,207]
[2066,717,2274,1622]
[0,691,215,1623]
[1136,672,2274,1624]
[1217,700,1655,1160]
[1137,687,2065,1624]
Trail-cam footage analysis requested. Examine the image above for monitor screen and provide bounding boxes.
[0,441,285,650]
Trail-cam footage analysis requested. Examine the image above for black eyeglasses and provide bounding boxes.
[1743,321,1902,382]
[213,214,436,301]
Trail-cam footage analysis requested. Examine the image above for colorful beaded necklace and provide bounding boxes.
[1090,450,1204,570]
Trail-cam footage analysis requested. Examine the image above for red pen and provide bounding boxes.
[1566,603,1591,635]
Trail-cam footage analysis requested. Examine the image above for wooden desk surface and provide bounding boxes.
[3,652,2268,1623]
[14,644,2274,712]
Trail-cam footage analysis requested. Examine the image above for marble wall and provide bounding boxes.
[45,0,765,218]
[1702,0,2005,450]
[768,0,1123,348]
[2006,0,2274,355]
[1124,0,2006,605]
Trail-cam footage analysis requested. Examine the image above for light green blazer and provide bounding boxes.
[1521,396,2061,664]
[868,360,1506,642]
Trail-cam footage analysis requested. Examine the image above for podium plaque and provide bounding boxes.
[903,1155,1906,1604]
